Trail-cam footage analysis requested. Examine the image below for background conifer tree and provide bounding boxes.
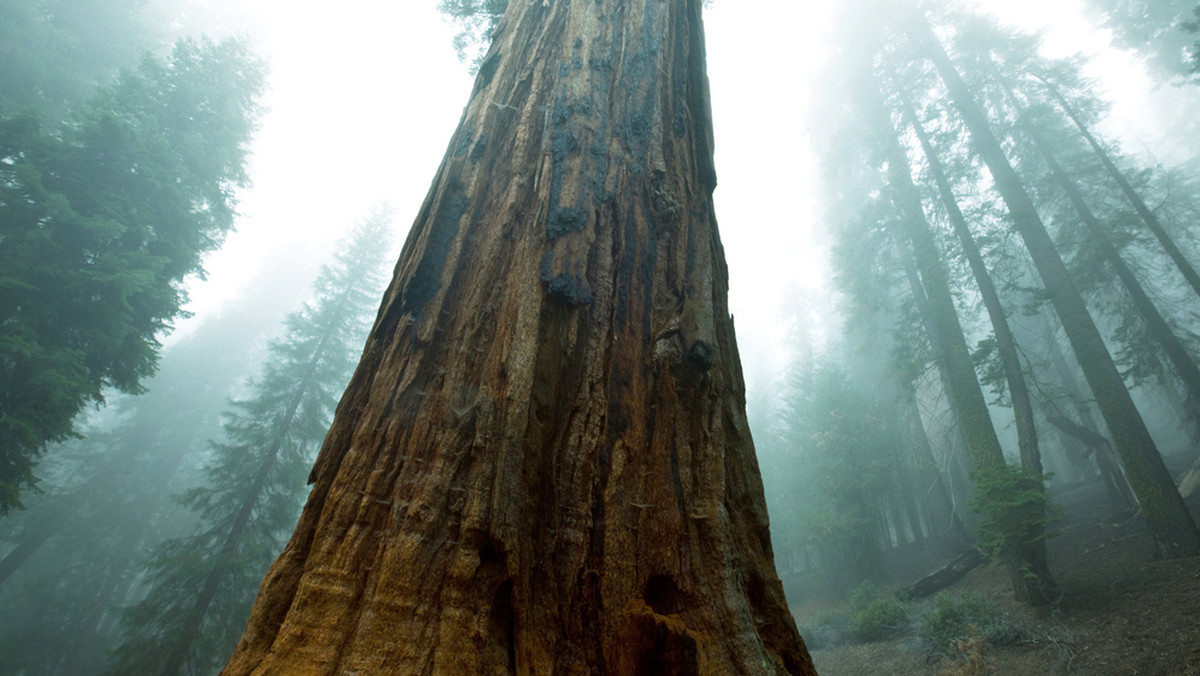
[0,37,265,512]
[0,248,312,676]
[106,210,394,676]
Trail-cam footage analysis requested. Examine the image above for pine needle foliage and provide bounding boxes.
[437,0,510,71]
[106,209,395,676]
[967,464,1058,564]
[0,37,265,513]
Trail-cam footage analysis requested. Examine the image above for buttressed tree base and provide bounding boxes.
[222,0,815,673]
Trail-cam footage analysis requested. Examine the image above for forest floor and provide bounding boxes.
[790,459,1200,676]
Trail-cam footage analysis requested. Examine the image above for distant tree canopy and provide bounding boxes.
[812,0,1200,565]
[437,0,510,68]
[0,250,315,675]
[777,357,893,591]
[1083,0,1200,81]
[0,0,167,119]
[0,37,265,513]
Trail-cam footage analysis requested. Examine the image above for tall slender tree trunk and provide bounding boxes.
[0,400,202,590]
[63,542,129,676]
[161,441,281,676]
[871,84,1056,604]
[905,394,964,548]
[897,231,981,474]
[0,459,130,589]
[0,520,54,587]
[221,2,812,674]
[888,198,1004,492]
[898,90,1044,478]
[1158,377,1200,446]
[916,13,1200,558]
[161,244,384,675]
[889,396,930,547]
[1036,75,1200,300]
[1000,73,1200,427]
[898,473,927,545]
[899,256,974,548]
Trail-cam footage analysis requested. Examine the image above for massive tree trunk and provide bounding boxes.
[916,12,1200,558]
[221,2,813,674]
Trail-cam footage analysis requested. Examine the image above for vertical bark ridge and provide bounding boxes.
[222,1,812,674]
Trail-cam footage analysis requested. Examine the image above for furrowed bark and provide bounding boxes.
[221,1,813,674]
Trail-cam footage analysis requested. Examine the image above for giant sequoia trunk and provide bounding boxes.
[221,1,813,674]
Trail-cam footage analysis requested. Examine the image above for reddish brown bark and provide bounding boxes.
[221,1,813,674]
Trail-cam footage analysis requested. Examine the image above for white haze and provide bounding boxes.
[173,0,1196,399]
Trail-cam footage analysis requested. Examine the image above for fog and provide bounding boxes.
[2,0,1200,673]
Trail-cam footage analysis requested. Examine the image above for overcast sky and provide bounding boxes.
[175,0,1198,396]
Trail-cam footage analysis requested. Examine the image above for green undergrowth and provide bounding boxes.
[798,582,1023,653]
[968,464,1059,560]
[919,591,1023,650]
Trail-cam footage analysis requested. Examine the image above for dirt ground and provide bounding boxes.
[790,477,1200,676]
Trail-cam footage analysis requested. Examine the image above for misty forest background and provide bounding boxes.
[3,0,1200,674]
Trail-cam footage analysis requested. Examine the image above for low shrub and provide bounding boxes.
[798,610,852,650]
[851,596,910,640]
[918,591,1020,652]
[799,581,925,649]
[847,581,910,640]
[835,581,907,638]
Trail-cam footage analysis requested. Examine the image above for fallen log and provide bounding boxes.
[895,548,989,601]
[1180,457,1200,498]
